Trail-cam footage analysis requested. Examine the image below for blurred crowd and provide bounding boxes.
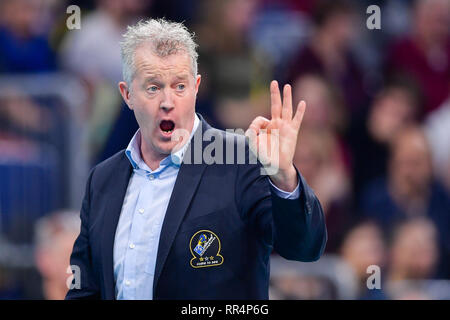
[0,0,449,299]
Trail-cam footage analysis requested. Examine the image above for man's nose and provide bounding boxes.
[160,88,174,112]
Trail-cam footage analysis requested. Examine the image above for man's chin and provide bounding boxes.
[154,141,178,156]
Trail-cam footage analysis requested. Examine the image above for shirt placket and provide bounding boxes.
[122,176,146,299]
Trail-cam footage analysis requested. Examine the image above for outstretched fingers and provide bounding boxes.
[293,100,306,129]
[282,84,293,120]
[270,80,282,119]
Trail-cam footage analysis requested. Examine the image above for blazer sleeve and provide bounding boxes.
[235,155,327,262]
[65,168,101,299]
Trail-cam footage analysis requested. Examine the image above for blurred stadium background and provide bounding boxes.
[0,0,449,299]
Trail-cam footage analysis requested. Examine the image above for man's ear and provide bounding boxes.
[195,74,201,94]
[118,81,133,110]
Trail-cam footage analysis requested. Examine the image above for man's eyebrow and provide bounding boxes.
[144,75,162,83]
[174,74,189,81]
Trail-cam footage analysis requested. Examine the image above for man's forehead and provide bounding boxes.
[143,73,191,83]
[134,46,192,76]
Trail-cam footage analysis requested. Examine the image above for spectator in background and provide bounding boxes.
[194,0,273,130]
[34,210,80,300]
[260,0,319,15]
[0,88,52,140]
[294,129,351,215]
[351,80,421,197]
[286,0,367,121]
[0,0,66,244]
[61,0,150,87]
[339,220,388,299]
[0,0,57,73]
[292,74,348,134]
[361,127,450,278]
[385,217,442,300]
[387,218,439,284]
[60,0,150,163]
[385,0,450,115]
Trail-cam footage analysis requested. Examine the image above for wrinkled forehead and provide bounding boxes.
[133,43,194,79]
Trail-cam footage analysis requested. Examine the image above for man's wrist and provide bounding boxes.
[268,165,298,192]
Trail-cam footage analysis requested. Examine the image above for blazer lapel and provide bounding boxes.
[101,152,133,300]
[153,115,210,297]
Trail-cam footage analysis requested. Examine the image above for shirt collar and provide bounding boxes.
[125,114,200,172]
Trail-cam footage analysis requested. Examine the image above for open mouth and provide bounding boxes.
[159,120,175,135]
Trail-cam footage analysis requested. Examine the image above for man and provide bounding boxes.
[66,19,327,300]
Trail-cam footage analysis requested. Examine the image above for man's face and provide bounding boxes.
[120,45,201,159]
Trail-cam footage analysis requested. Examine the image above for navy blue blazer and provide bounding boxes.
[66,114,327,300]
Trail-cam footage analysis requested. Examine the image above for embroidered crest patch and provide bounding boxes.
[189,230,224,268]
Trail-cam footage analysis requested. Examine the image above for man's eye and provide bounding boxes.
[176,84,185,91]
[148,86,158,93]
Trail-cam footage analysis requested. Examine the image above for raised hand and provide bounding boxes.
[245,80,306,192]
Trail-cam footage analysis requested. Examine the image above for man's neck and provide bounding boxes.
[140,142,168,171]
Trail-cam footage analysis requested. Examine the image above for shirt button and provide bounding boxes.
[125,280,131,286]
[148,174,155,180]
[129,243,135,249]
[138,208,144,214]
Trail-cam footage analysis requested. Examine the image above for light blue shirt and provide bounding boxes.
[113,114,300,299]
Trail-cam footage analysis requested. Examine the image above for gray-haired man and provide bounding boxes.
[66,18,326,300]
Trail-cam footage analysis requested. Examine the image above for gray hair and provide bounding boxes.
[120,18,199,85]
